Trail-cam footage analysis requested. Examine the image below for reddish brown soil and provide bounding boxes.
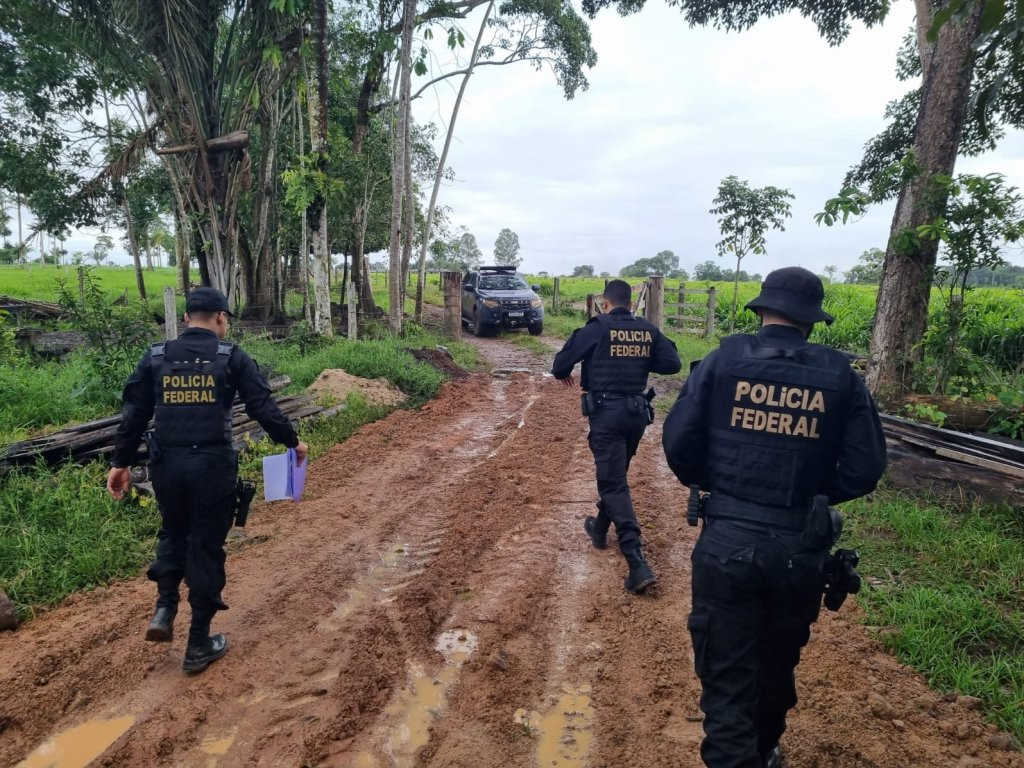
[0,336,1020,768]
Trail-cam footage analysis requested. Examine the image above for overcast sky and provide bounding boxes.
[412,0,1024,277]
[10,1,1024,278]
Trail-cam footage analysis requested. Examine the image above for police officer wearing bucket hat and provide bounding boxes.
[663,267,886,767]
[107,287,308,673]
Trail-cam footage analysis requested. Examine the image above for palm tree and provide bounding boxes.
[69,0,305,307]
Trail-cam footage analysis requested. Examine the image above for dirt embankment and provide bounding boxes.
[0,336,1020,768]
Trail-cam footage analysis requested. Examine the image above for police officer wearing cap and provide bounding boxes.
[107,287,308,673]
[552,279,681,593]
[662,267,886,767]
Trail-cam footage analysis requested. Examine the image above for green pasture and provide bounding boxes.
[843,490,1024,743]
[0,264,179,302]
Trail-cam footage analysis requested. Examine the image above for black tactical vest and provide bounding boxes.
[150,339,234,447]
[705,334,852,508]
[582,311,659,394]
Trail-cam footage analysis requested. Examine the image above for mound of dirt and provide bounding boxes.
[410,346,469,379]
[307,369,407,406]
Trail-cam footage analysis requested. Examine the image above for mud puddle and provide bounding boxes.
[351,629,480,767]
[514,683,596,768]
[16,715,135,768]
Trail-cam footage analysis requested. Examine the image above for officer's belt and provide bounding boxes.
[589,391,643,399]
[703,493,807,532]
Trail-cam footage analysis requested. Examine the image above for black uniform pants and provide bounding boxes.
[688,518,826,767]
[587,397,648,552]
[147,445,237,618]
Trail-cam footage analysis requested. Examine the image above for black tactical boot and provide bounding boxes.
[763,746,783,768]
[584,517,608,550]
[623,544,656,594]
[183,633,229,673]
[145,606,176,642]
[183,610,228,673]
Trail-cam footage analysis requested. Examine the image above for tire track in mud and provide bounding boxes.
[2,334,1022,768]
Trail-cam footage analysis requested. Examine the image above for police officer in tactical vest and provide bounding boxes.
[552,279,681,593]
[107,287,308,673]
[662,267,886,767]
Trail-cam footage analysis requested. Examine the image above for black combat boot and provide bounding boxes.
[622,544,656,594]
[584,501,609,550]
[145,606,176,642]
[145,583,179,642]
[584,518,608,551]
[183,612,228,673]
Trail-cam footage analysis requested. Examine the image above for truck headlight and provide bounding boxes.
[530,298,543,308]
[481,299,500,309]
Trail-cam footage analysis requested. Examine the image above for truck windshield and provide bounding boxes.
[480,275,529,291]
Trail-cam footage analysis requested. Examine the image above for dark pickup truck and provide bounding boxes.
[461,266,545,337]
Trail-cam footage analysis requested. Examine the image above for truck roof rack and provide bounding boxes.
[478,265,517,273]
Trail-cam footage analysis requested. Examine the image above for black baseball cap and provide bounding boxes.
[745,267,834,326]
[186,287,235,317]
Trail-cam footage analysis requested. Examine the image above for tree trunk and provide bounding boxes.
[729,253,741,334]
[415,0,495,321]
[16,194,23,262]
[388,0,416,334]
[102,88,146,300]
[400,57,415,316]
[306,1,333,336]
[174,209,188,291]
[867,1,982,407]
[242,79,282,321]
[348,25,390,319]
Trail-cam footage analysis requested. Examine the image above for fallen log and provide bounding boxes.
[894,393,997,432]
[885,441,1024,509]
[0,295,63,320]
[0,385,318,472]
[881,414,1024,508]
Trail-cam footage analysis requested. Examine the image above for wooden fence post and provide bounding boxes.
[586,293,598,318]
[706,286,717,339]
[647,275,664,330]
[347,282,357,340]
[552,276,560,312]
[678,283,685,322]
[442,270,462,340]
[163,286,178,340]
[77,266,85,304]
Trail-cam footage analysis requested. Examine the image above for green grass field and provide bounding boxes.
[843,490,1024,742]
[0,264,179,301]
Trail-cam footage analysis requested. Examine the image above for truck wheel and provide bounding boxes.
[528,322,543,336]
[473,309,488,337]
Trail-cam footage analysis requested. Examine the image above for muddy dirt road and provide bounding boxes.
[2,336,1021,768]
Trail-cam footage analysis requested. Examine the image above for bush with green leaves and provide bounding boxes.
[56,268,157,404]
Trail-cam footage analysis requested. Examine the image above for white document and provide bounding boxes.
[262,451,292,502]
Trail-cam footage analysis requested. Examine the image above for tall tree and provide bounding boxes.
[620,250,679,277]
[308,0,333,336]
[54,0,304,306]
[457,230,482,269]
[388,0,416,333]
[413,0,598,319]
[710,176,793,332]
[493,227,522,267]
[414,0,495,320]
[866,2,984,404]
